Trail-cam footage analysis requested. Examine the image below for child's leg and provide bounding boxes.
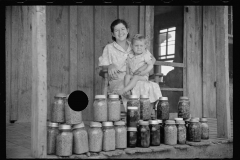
[124,74,132,87]
[121,75,146,94]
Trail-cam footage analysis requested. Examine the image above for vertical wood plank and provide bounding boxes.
[203,6,217,118]
[31,6,47,158]
[145,6,154,54]
[183,7,187,96]
[215,6,231,138]
[139,6,145,35]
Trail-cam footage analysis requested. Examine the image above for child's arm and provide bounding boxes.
[138,60,153,76]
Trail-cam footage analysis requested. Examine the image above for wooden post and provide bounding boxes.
[31,6,47,158]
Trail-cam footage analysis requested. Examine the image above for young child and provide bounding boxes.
[117,34,154,95]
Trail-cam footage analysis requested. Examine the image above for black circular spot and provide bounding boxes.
[68,90,88,112]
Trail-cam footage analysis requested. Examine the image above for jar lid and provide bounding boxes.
[165,120,175,124]
[59,124,71,130]
[174,118,183,121]
[47,122,59,127]
[140,95,149,99]
[179,96,189,100]
[157,119,162,123]
[127,127,137,131]
[176,120,185,124]
[55,93,67,98]
[114,121,125,126]
[90,121,102,127]
[190,119,199,122]
[95,95,106,99]
[102,121,113,127]
[200,118,208,122]
[72,122,85,129]
[139,121,149,125]
[127,106,138,110]
[149,120,159,124]
[109,94,119,99]
[159,97,168,100]
[128,95,139,99]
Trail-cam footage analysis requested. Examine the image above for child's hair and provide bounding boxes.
[110,19,130,41]
[131,34,149,47]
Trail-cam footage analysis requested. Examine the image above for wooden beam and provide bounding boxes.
[160,88,183,91]
[155,61,184,68]
[31,6,47,158]
[145,6,154,54]
[215,6,231,139]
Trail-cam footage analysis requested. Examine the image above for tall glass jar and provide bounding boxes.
[102,122,115,151]
[200,118,209,140]
[51,93,67,123]
[65,95,82,125]
[127,127,137,148]
[88,122,103,152]
[177,97,190,119]
[127,106,139,127]
[149,120,160,146]
[114,121,127,149]
[127,95,140,120]
[47,122,59,155]
[139,121,150,148]
[188,118,201,142]
[56,124,73,157]
[72,122,89,154]
[93,95,107,122]
[156,97,169,120]
[164,120,177,145]
[158,119,164,144]
[140,95,151,120]
[176,120,186,144]
[108,95,121,121]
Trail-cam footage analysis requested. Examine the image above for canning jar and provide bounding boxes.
[102,122,115,151]
[47,122,59,155]
[164,120,177,145]
[88,122,103,152]
[127,127,137,148]
[140,95,151,120]
[200,118,209,139]
[93,95,107,122]
[176,120,186,144]
[158,119,164,144]
[177,97,190,119]
[65,95,82,125]
[149,120,160,146]
[127,95,140,120]
[188,118,201,142]
[114,121,127,149]
[156,97,169,120]
[72,122,89,154]
[127,106,139,127]
[56,124,73,157]
[108,95,121,121]
[51,93,67,123]
[139,121,150,148]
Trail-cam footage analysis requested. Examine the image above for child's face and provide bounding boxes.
[132,40,146,55]
[112,23,129,42]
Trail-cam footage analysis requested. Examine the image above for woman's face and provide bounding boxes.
[132,40,146,55]
[112,23,129,42]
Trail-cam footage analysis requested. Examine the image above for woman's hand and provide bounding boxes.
[108,63,119,79]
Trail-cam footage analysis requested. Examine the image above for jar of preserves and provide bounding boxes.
[157,119,164,144]
[56,124,73,157]
[156,97,169,120]
[127,127,137,148]
[188,118,201,142]
[108,95,121,121]
[72,122,89,154]
[127,106,139,127]
[65,95,82,125]
[127,95,140,120]
[177,97,190,119]
[164,120,177,145]
[102,122,116,151]
[88,122,103,152]
[114,121,127,149]
[140,95,151,120]
[149,120,160,146]
[93,95,107,122]
[47,122,59,155]
[200,118,209,140]
[51,93,67,123]
[139,121,150,148]
[176,120,186,144]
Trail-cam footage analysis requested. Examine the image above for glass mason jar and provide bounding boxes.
[56,124,73,157]
[88,122,103,152]
[47,122,59,155]
[127,127,137,148]
[102,122,116,151]
[188,118,201,142]
[114,121,127,149]
[108,95,121,122]
[200,118,209,140]
[176,120,186,144]
[65,95,82,125]
[51,93,67,123]
[149,120,160,146]
[93,95,107,122]
[140,95,151,121]
[177,96,190,119]
[139,121,150,148]
[127,106,139,127]
[157,119,164,144]
[72,122,89,154]
[127,95,140,120]
[156,97,169,120]
[164,120,177,145]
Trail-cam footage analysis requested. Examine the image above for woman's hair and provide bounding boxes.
[131,34,149,47]
[110,19,130,41]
